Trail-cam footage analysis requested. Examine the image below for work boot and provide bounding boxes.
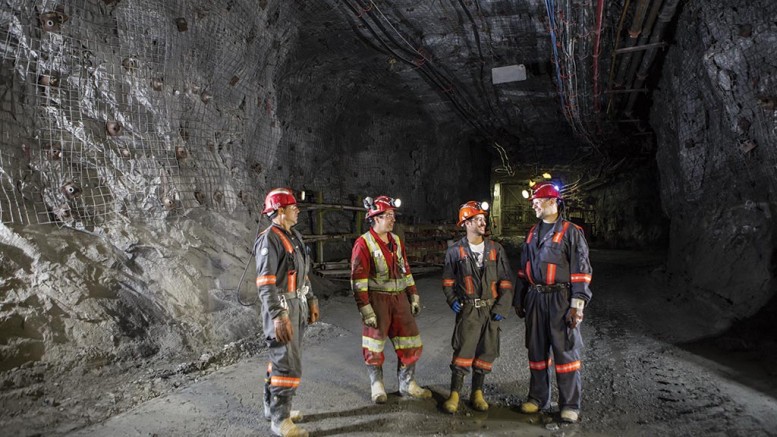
[270,396,308,437]
[442,372,464,414]
[398,363,432,399]
[368,365,387,404]
[470,372,489,411]
[264,389,302,422]
[560,408,580,423]
[520,398,540,414]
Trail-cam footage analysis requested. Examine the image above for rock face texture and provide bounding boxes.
[653,0,777,317]
[0,0,488,371]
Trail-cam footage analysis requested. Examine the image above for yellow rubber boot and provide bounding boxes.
[443,391,460,414]
[520,400,540,413]
[271,418,308,437]
[471,389,489,411]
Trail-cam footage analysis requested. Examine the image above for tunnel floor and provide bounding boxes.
[3,249,776,436]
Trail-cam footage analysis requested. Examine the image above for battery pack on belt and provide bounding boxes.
[531,283,570,293]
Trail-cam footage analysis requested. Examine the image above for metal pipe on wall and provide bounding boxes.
[613,0,652,88]
[624,0,681,116]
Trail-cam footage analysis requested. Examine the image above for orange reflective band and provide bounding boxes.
[517,269,526,279]
[442,278,456,287]
[287,270,297,292]
[552,222,571,243]
[453,356,474,368]
[529,358,552,370]
[458,246,467,260]
[270,226,294,254]
[256,275,277,286]
[546,264,557,285]
[270,376,301,388]
[526,262,535,285]
[571,273,592,283]
[489,248,497,261]
[526,225,537,243]
[555,361,581,373]
[465,276,475,295]
[490,281,497,299]
[499,280,513,289]
[474,359,493,371]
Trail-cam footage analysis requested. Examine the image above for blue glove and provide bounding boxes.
[450,300,462,314]
[492,313,504,321]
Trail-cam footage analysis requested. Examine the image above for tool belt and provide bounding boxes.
[530,283,570,293]
[462,298,494,308]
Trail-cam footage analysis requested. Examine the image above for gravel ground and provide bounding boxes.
[2,249,776,436]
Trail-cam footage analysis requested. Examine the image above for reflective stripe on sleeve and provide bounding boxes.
[570,273,592,284]
[256,275,276,286]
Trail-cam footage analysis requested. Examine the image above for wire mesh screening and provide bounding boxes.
[0,0,298,228]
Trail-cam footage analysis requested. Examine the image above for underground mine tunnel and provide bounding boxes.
[1,0,776,436]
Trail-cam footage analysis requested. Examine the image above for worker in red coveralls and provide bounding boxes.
[255,188,320,437]
[514,182,592,424]
[441,201,513,414]
[350,195,432,404]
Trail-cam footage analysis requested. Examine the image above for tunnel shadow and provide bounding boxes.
[677,292,777,401]
[589,249,777,403]
[302,388,562,436]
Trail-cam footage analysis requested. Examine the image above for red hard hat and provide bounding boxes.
[457,201,489,226]
[364,195,401,219]
[529,182,561,200]
[262,188,297,215]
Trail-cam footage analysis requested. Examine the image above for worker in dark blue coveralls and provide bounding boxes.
[514,182,593,423]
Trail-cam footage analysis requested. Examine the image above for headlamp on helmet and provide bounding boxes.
[364,195,401,219]
[457,200,489,226]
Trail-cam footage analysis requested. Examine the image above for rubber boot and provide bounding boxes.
[471,372,489,411]
[398,363,432,399]
[265,388,302,422]
[270,396,308,437]
[368,365,387,404]
[442,372,464,414]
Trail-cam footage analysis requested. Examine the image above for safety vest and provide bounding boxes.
[361,231,412,292]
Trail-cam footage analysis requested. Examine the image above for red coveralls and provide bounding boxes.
[515,219,592,412]
[350,228,422,366]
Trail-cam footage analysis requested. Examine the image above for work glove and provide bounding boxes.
[566,307,584,329]
[410,294,421,316]
[273,315,293,344]
[492,313,504,321]
[308,300,320,324]
[514,305,526,318]
[450,300,462,314]
[359,304,378,328]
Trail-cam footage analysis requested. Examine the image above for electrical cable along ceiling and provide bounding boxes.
[0,0,701,228]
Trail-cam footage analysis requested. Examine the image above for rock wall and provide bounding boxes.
[0,0,490,371]
[652,0,777,317]
[588,163,669,249]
